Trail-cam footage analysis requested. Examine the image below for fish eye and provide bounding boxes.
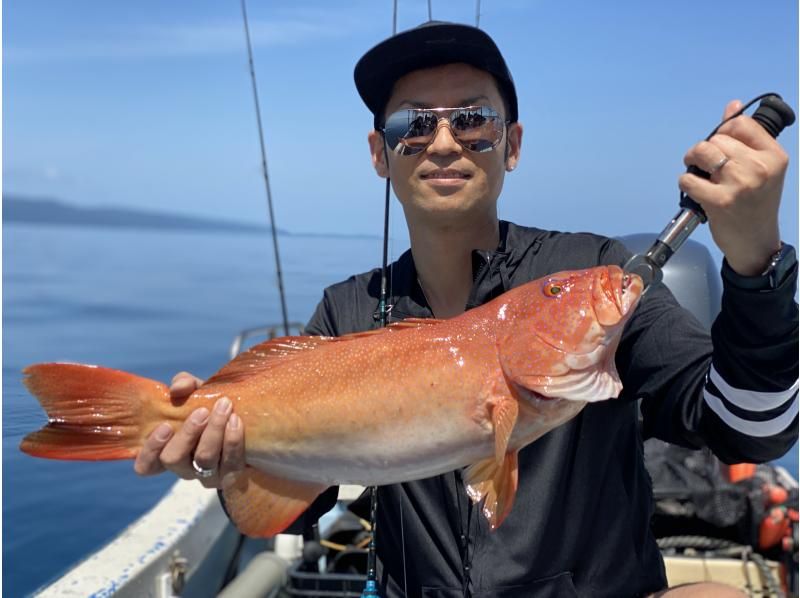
[545,284,562,297]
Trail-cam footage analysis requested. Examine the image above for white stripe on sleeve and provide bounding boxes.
[709,366,799,412]
[703,389,799,437]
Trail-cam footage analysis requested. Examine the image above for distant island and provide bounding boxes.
[3,195,272,234]
[3,195,383,240]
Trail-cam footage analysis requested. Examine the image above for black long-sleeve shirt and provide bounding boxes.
[294,221,797,597]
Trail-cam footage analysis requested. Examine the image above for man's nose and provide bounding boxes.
[425,119,462,156]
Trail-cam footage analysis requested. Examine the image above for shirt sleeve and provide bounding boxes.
[607,240,798,464]
[304,288,341,337]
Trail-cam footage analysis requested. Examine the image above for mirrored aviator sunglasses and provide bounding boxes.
[381,106,507,156]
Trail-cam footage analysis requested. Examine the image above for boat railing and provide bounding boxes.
[229,322,306,359]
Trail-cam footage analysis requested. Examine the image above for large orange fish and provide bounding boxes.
[20,265,642,536]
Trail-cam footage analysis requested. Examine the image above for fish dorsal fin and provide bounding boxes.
[204,336,334,386]
[222,467,327,537]
[391,317,446,327]
[463,450,520,530]
[336,317,446,340]
[206,317,445,386]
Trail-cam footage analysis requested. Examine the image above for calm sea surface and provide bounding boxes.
[3,222,798,597]
[3,222,385,597]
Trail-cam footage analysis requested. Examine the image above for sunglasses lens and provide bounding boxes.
[383,111,438,155]
[450,107,504,153]
[383,106,504,155]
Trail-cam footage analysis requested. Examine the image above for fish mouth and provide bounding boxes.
[529,266,643,362]
[594,266,643,327]
[618,271,643,314]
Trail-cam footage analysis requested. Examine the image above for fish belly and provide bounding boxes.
[239,335,498,486]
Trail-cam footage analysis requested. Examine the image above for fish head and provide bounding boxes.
[497,265,643,402]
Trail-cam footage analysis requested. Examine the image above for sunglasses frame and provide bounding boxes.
[379,105,509,156]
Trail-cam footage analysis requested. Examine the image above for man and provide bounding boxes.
[134,22,797,597]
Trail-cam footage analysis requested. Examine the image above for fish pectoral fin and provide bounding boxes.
[222,467,327,537]
[491,398,518,463]
[463,451,519,531]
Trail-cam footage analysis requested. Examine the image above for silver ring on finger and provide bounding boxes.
[192,458,216,479]
[709,155,729,175]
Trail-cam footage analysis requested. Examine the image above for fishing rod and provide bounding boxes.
[240,0,291,336]
[624,93,796,289]
[361,8,399,594]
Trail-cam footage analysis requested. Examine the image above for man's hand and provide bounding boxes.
[133,372,245,488]
[679,99,788,276]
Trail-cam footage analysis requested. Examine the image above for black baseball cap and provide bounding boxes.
[354,21,518,129]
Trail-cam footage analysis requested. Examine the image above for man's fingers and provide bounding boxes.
[219,413,246,481]
[159,407,210,479]
[717,110,780,153]
[170,371,204,400]
[677,173,724,210]
[722,99,742,122]
[133,423,173,476]
[135,370,237,488]
[683,140,733,173]
[192,399,233,488]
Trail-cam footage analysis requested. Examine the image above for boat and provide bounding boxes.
[24,2,798,594]
[32,235,798,598]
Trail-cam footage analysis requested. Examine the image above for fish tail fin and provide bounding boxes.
[222,467,327,537]
[463,450,520,530]
[20,363,171,461]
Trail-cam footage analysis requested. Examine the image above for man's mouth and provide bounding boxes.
[420,169,471,181]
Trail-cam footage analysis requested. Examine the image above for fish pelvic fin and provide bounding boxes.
[222,467,326,537]
[491,398,518,464]
[20,363,170,460]
[463,450,520,531]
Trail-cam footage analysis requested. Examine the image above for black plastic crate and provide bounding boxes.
[285,560,366,597]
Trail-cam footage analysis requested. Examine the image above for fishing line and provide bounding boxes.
[400,491,408,596]
[240,0,290,336]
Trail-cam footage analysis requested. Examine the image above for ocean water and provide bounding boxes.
[3,222,798,597]
[3,222,385,597]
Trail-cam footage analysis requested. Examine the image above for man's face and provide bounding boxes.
[368,63,522,228]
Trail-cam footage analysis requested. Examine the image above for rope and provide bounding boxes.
[657,536,785,598]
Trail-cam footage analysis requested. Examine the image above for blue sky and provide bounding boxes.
[4,0,798,248]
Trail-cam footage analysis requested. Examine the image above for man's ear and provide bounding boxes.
[505,122,523,172]
[368,130,389,178]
